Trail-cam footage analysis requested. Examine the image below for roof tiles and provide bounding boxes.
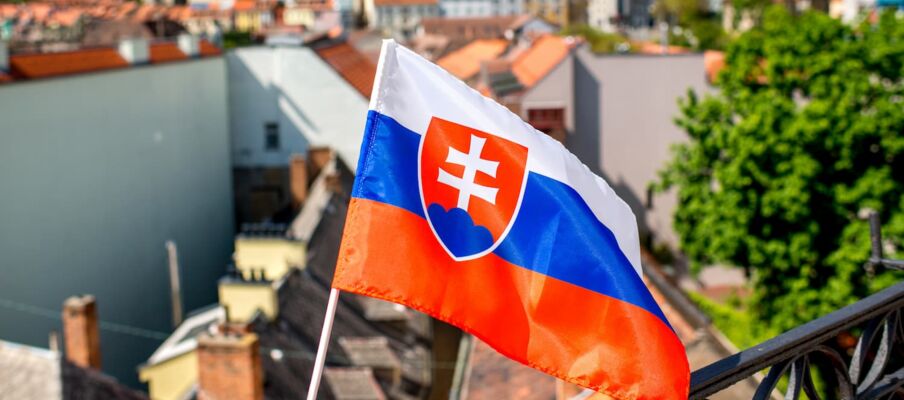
[9,48,128,80]
[437,38,508,80]
[3,40,222,83]
[149,43,188,63]
[314,42,377,98]
[511,35,576,88]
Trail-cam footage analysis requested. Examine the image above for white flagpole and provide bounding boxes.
[306,288,341,400]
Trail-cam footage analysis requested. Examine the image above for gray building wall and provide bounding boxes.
[570,46,711,250]
[0,59,234,387]
[520,52,575,135]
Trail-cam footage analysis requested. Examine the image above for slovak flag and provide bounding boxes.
[332,40,689,399]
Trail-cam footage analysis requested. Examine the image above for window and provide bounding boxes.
[527,108,566,143]
[264,122,279,151]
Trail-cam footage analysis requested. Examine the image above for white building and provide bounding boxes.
[227,43,372,222]
[364,0,441,38]
[227,46,369,170]
[588,0,619,32]
[439,0,524,17]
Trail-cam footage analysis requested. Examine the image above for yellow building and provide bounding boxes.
[233,234,306,281]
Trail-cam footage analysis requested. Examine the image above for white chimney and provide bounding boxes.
[178,34,200,58]
[118,38,150,65]
[0,41,8,72]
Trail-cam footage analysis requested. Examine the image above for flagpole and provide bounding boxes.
[306,288,341,400]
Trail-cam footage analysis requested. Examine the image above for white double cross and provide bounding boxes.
[437,135,500,211]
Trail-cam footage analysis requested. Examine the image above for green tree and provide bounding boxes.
[561,24,632,53]
[657,7,904,332]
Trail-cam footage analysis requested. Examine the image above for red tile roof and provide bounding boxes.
[9,48,128,80]
[437,38,508,80]
[2,40,222,83]
[200,41,222,57]
[511,35,577,88]
[635,41,692,55]
[149,43,188,63]
[314,42,377,98]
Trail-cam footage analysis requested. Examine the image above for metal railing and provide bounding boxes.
[689,214,904,399]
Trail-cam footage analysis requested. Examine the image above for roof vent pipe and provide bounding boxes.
[0,41,9,71]
[118,37,150,65]
[178,34,200,58]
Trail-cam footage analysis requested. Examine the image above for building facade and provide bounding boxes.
[588,0,619,32]
[0,49,234,387]
[364,0,441,38]
[569,47,711,250]
[438,0,524,17]
[227,44,371,223]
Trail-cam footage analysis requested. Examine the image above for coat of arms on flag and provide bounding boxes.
[314,39,690,400]
[419,117,528,261]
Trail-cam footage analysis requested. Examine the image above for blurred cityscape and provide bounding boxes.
[0,0,902,399]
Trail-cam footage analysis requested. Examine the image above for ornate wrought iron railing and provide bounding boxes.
[689,214,904,399]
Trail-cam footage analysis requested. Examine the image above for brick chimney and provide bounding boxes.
[62,295,102,369]
[289,154,308,210]
[307,147,334,179]
[197,329,264,400]
[118,38,149,65]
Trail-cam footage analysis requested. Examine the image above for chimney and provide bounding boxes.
[118,38,149,65]
[307,147,334,179]
[62,295,102,369]
[289,154,308,209]
[0,41,8,72]
[197,330,264,400]
[178,34,200,58]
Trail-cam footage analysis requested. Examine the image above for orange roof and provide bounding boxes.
[233,0,257,11]
[374,0,436,5]
[199,40,222,57]
[0,4,19,19]
[51,9,83,26]
[704,50,725,83]
[9,48,128,80]
[636,41,692,55]
[511,35,576,88]
[437,39,508,80]
[149,42,188,63]
[2,40,222,84]
[314,42,377,98]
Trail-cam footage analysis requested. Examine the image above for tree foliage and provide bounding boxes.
[561,24,632,53]
[658,7,904,332]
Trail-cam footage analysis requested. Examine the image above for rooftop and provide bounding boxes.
[1,38,222,84]
[314,41,377,99]
[511,34,578,88]
[437,38,509,80]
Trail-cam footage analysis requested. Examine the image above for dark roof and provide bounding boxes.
[254,193,432,400]
[62,361,148,400]
[464,340,555,400]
